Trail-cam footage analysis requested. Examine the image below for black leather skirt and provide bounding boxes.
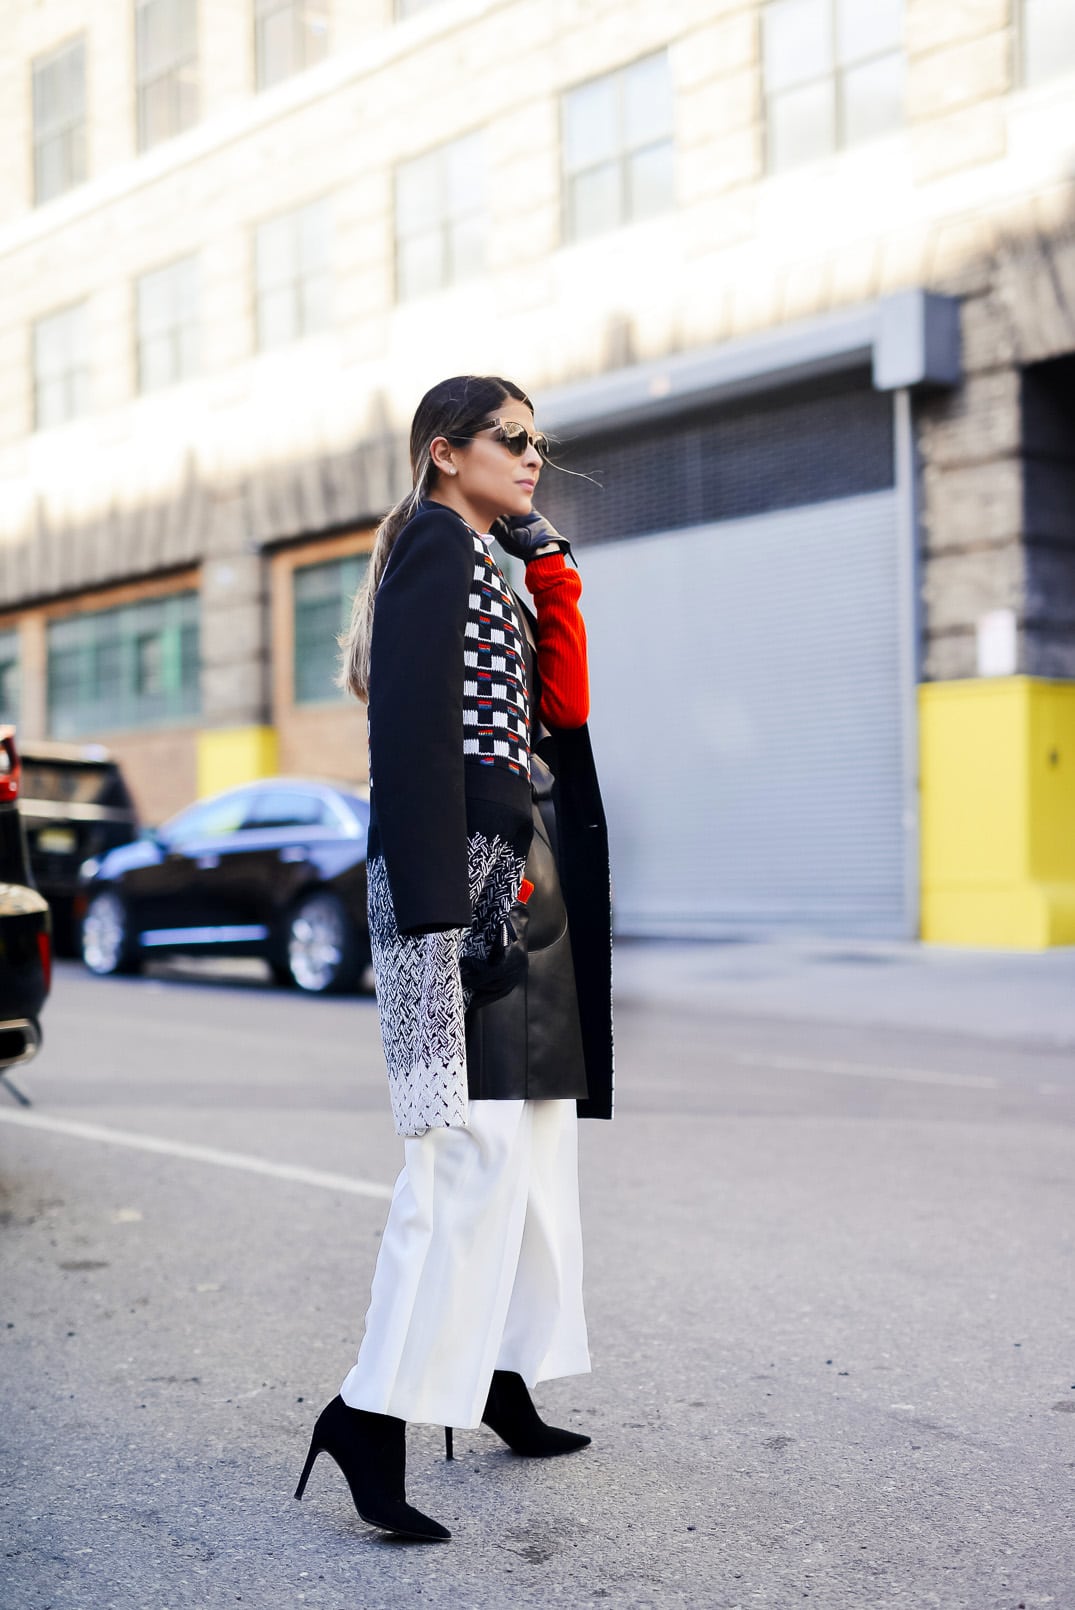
[464,788,589,1103]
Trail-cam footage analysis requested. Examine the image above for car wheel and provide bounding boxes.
[285,891,363,994]
[81,890,140,976]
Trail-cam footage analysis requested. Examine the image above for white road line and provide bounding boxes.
[729,1051,1000,1090]
[0,1110,394,1199]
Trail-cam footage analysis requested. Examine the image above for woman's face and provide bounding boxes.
[435,398,543,528]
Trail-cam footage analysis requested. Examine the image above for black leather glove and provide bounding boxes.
[460,916,528,1009]
[491,510,574,565]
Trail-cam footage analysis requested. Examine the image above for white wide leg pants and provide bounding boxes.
[339,1099,590,1429]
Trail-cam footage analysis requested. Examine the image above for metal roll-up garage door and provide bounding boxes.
[537,374,914,938]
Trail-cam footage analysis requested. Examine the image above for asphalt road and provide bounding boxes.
[2,955,1074,1610]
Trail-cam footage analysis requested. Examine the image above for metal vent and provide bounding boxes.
[539,372,894,544]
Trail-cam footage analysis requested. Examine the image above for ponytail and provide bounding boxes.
[337,484,424,703]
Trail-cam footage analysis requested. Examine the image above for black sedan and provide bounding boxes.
[78,778,370,994]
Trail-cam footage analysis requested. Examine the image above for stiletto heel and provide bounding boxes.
[445,1426,454,1462]
[482,1371,591,1458]
[294,1439,319,1500]
[293,1396,450,1541]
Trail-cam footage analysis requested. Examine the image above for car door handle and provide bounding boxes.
[279,847,307,864]
[195,854,220,870]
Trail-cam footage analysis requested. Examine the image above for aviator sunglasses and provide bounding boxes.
[469,417,551,460]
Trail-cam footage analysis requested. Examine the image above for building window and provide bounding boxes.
[763,0,905,172]
[46,593,200,738]
[32,37,87,205]
[255,0,329,91]
[1021,0,1075,85]
[33,303,90,431]
[0,631,19,726]
[136,256,200,392]
[255,200,332,350]
[136,0,199,151]
[395,132,486,301]
[293,554,368,704]
[561,52,675,244]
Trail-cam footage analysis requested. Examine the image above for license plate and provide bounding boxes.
[37,828,77,854]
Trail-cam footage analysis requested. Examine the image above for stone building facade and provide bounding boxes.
[0,0,1072,944]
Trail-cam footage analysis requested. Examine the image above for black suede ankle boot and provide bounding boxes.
[295,1396,450,1541]
[480,1371,591,1457]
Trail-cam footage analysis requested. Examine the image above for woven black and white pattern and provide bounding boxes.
[463,537,530,778]
[368,830,528,1136]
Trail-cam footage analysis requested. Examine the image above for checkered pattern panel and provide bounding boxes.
[463,537,531,778]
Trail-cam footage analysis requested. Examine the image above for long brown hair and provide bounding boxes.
[338,374,533,702]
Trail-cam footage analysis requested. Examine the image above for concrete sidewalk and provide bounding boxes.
[612,934,1075,1048]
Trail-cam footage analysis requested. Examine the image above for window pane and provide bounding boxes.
[444,131,485,216]
[0,634,19,725]
[567,162,622,241]
[299,269,331,334]
[626,140,675,221]
[33,39,86,132]
[139,77,174,148]
[305,4,330,60]
[396,151,442,234]
[763,0,832,93]
[137,258,199,391]
[841,50,905,144]
[140,332,175,392]
[136,633,164,696]
[768,79,836,170]
[836,0,903,63]
[294,556,367,704]
[256,204,331,345]
[623,52,674,150]
[257,214,298,288]
[35,137,67,206]
[299,201,330,273]
[68,123,87,188]
[138,0,191,76]
[137,0,198,147]
[258,5,296,88]
[178,323,199,380]
[398,229,446,299]
[258,285,298,349]
[563,76,619,172]
[34,306,88,428]
[446,213,486,283]
[175,65,199,132]
[32,39,87,204]
[1023,0,1075,84]
[47,593,199,737]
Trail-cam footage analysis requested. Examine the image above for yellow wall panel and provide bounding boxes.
[196,726,279,798]
[920,678,1075,948]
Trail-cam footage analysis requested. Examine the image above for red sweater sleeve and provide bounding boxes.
[524,552,590,729]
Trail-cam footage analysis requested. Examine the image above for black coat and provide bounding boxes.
[367,500,613,1121]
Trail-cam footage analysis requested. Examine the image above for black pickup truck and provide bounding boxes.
[0,728,51,1073]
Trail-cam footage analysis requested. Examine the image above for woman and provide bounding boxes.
[295,375,613,1542]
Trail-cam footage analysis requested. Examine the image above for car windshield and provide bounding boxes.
[339,793,370,830]
[20,760,132,809]
[161,792,249,846]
